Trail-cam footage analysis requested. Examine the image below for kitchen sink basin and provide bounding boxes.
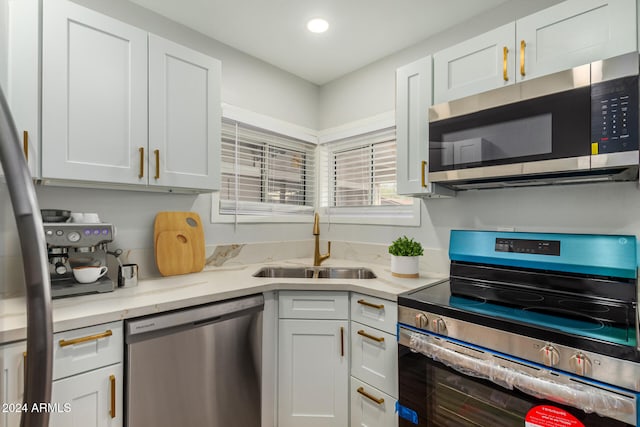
[253,266,376,279]
[252,267,315,278]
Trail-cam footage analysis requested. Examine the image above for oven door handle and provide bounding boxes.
[405,330,636,424]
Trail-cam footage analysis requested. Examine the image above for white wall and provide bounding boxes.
[318,0,564,128]
[318,0,640,251]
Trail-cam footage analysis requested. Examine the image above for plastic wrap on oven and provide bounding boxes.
[408,331,635,422]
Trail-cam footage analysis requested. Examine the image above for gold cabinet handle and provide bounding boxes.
[138,147,144,178]
[22,351,27,387]
[154,149,160,179]
[340,326,344,357]
[23,131,28,161]
[520,40,526,76]
[59,329,112,347]
[357,386,385,405]
[420,160,427,188]
[357,299,384,310]
[109,374,116,418]
[357,329,385,343]
[503,46,509,81]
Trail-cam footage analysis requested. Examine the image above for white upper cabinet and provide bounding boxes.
[396,57,454,197]
[148,35,221,191]
[39,0,220,192]
[517,0,637,82]
[1,0,40,178]
[41,0,148,186]
[396,57,431,195]
[433,0,637,103]
[434,23,515,105]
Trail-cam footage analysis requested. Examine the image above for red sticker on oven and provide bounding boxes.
[525,405,584,427]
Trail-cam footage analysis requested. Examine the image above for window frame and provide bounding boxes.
[211,105,318,224]
[318,112,421,227]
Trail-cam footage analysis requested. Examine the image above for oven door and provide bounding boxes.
[398,327,638,427]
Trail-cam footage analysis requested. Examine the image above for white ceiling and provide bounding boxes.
[129,0,511,85]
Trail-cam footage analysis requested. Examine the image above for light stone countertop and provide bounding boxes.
[0,257,446,344]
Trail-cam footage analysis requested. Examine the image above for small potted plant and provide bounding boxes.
[388,236,423,278]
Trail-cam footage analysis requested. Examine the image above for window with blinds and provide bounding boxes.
[219,118,316,216]
[328,127,412,208]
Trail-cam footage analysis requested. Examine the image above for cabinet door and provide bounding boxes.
[433,23,515,104]
[395,57,431,196]
[0,0,40,178]
[50,363,122,427]
[350,377,397,427]
[517,0,637,82]
[0,341,26,427]
[41,0,148,185]
[278,319,348,427]
[148,34,221,191]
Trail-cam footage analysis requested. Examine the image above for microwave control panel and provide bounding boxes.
[591,75,638,154]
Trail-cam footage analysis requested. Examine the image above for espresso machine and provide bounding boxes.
[44,219,116,298]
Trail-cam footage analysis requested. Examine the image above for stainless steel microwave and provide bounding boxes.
[428,53,639,190]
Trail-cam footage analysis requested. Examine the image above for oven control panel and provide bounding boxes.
[494,238,560,256]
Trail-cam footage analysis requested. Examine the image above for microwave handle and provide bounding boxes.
[407,331,635,422]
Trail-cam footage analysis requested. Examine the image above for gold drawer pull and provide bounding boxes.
[138,147,144,178]
[357,386,385,405]
[340,326,345,357]
[59,330,113,347]
[109,374,116,418]
[520,40,526,76]
[421,160,427,188]
[357,330,385,343]
[357,299,384,310]
[154,149,160,179]
[503,46,509,81]
[23,131,29,161]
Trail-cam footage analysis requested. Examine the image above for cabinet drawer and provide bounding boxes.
[279,291,349,320]
[350,377,397,427]
[351,293,397,335]
[53,321,123,380]
[350,322,397,397]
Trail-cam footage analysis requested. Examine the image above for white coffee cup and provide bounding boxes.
[72,266,108,283]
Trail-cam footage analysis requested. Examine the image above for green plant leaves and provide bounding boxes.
[388,236,424,256]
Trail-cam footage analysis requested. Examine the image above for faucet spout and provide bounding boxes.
[313,213,330,266]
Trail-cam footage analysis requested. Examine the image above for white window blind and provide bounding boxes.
[220,118,316,216]
[328,127,413,209]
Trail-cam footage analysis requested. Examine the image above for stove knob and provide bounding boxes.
[569,352,592,376]
[431,317,447,335]
[414,313,429,329]
[540,344,560,367]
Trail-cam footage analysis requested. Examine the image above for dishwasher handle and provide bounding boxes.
[126,294,264,340]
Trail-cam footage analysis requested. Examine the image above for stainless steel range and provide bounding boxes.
[397,230,640,426]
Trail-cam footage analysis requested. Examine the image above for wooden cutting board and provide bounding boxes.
[154,212,205,276]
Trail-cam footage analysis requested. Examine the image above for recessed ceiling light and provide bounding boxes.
[307,18,329,34]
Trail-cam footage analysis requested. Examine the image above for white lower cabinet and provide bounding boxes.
[49,363,122,427]
[0,321,122,427]
[0,341,26,427]
[350,294,398,427]
[351,377,397,427]
[50,321,123,427]
[278,292,349,427]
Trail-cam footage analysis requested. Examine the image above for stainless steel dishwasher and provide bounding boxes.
[125,294,263,427]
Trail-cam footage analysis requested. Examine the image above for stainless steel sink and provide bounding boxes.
[253,266,376,279]
[315,267,376,279]
[252,267,315,278]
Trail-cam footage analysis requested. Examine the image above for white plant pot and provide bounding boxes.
[390,255,419,278]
